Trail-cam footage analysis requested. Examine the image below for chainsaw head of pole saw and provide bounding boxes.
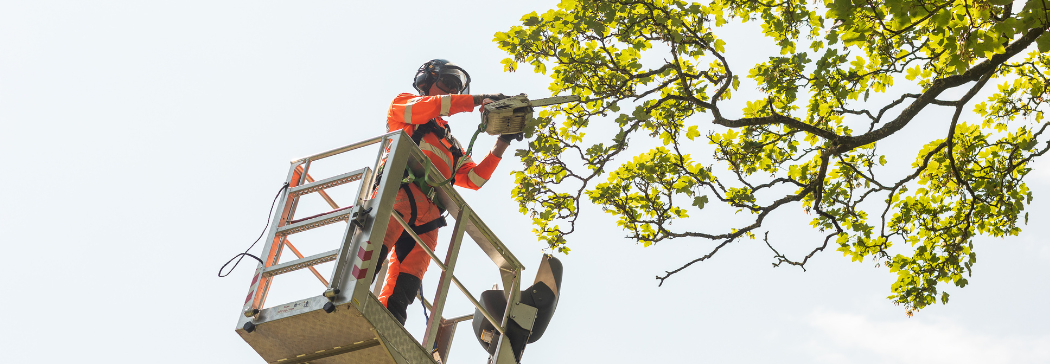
[482,94,533,136]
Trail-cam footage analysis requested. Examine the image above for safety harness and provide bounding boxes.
[404,118,466,202]
[374,118,466,236]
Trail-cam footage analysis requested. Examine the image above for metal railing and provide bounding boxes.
[369,130,526,352]
[240,130,526,363]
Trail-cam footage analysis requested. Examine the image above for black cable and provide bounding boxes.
[218,182,290,277]
[420,283,430,322]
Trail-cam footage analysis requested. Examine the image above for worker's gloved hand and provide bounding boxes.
[473,93,508,106]
[499,133,524,143]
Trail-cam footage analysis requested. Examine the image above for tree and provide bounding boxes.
[494,0,1050,313]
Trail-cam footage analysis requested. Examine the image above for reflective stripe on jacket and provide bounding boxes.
[384,93,500,190]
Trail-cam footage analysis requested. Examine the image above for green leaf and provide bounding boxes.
[692,195,709,209]
[1037,33,1050,53]
[521,12,540,26]
[686,125,700,140]
[500,58,517,72]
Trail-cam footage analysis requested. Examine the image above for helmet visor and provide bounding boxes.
[435,68,469,94]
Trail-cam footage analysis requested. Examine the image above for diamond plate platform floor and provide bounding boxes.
[237,298,394,363]
[237,293,441,364]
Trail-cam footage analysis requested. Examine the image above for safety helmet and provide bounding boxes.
[413,59,471,96]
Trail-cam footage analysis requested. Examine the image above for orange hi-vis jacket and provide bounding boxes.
[385,93,500,190]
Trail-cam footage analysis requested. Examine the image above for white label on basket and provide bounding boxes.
[273,299,311,315]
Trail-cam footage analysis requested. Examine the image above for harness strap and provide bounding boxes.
[413,216,447,235]
[400,183,449,228]
[401,184,418,226]
[395,184,448,237]
[373,119,457,219]
[412,119,463,187]
[391,211,446,236]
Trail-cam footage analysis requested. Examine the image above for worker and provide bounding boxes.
[372,59,521,325]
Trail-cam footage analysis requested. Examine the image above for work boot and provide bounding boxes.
[385,273,421,325]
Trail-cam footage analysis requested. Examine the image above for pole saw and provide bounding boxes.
[464,94,581,157]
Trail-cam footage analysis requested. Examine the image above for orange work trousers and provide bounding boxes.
[375,183,444,324]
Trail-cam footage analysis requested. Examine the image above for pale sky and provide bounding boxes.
[2,1,1048,363]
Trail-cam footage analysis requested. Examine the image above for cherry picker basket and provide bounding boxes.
[232,131,562,364]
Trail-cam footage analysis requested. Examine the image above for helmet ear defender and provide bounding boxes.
[412,62,436,95]
[413,59,470,96]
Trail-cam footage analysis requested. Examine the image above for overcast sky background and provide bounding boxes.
[2,1,1048,363]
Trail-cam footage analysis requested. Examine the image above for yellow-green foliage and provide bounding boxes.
[496,0,1050,312]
